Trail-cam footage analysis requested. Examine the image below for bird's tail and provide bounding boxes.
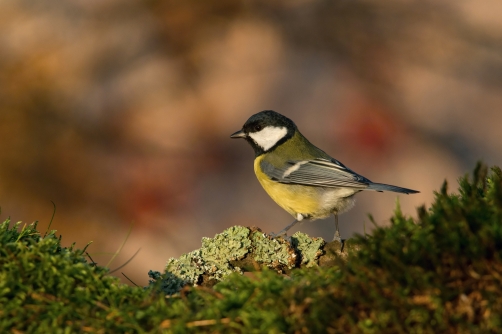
[366,182,419,194]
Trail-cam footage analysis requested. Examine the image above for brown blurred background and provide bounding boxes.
[1,0,501,285]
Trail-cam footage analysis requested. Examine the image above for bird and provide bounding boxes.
[230,110,419,240]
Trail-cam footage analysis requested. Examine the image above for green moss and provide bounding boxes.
[0,219,158,333]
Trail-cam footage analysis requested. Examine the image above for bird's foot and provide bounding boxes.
[268,230,289,241]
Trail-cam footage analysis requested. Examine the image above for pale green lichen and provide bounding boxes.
[291,232,325,267]
[250,231,296,270]
[149,226,329,294]
[201,225,251,263]
[149,226,252,294]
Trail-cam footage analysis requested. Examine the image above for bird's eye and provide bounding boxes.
[254,124,262,131]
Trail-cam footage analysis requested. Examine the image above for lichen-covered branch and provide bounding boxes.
[148,226,359,294]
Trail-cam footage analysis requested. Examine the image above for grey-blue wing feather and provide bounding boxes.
[261,158,371,189]
[261,158,419,193]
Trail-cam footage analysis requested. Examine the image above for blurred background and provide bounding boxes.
[1,0,501,285]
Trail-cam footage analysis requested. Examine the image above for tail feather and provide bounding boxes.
[367,182,419,194]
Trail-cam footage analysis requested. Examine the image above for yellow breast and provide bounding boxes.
[254,155,322,218]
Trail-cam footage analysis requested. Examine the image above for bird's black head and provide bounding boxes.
[230,110,297,156]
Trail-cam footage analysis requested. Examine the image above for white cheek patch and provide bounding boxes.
[248,126,288,151]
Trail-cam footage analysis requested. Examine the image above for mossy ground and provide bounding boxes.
[1,163,501,333]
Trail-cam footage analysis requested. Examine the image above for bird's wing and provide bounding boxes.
[261,158,371,189]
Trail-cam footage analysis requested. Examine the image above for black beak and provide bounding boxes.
[230,130,246,138]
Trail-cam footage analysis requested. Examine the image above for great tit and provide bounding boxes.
[231,110,419,240]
